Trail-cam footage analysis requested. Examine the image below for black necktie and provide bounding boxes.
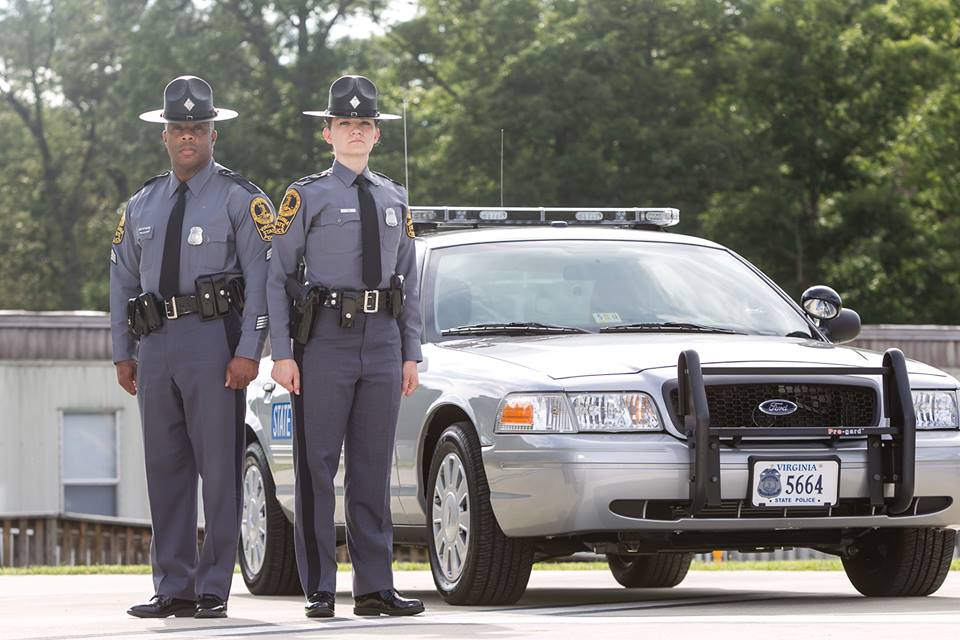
[355,175,381,288]
[159,180,188,299]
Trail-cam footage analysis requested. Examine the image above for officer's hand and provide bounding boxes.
[115,360,138,396]
[401,360,419,397]
[225,356,259,390]
[272,359,301,395]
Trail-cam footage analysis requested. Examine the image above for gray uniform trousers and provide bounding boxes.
[136,310,244,601]
[292,305,402,596]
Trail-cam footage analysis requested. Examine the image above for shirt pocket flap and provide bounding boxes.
[319,210,361,226]
[202,224,230,244]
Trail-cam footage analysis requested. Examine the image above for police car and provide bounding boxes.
[239,207,960,604]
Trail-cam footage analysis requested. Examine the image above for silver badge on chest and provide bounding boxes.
[384,207,399,227]
[187,226,204,245]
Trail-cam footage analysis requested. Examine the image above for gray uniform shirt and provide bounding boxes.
[109,159,274,362]
[266,159,422,362]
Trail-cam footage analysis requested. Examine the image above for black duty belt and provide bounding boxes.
[162,294,202,320]
[320,288,393,314]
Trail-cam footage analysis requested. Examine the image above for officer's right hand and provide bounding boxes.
[272,359,300,395]
[115,360,138,396]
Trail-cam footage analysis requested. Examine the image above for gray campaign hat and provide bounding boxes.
[139,75,238,123]
[303,75,401,120]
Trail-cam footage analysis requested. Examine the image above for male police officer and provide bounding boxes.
[267,75,424,618]
[110,76,274,619]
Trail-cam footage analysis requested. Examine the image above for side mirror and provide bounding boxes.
[820,308,861,343]
[801,285,842,320]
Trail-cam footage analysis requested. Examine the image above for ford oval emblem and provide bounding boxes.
[758,399,798,416]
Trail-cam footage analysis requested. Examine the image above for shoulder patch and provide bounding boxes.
[218,168,262,194]
[249,195,275,242]
[273,187,302,237]
[294,169,332,187]
[112,202,127,245]
[372,170,403,187]
[405,205,415,238]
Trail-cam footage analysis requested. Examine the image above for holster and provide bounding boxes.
[389,274,405,319]
[286,274,320,345]
[195,275,232,320]
[127,292,163,337]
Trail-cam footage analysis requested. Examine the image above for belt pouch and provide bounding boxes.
[390,274,404,318]
[195,277,219,320]
[228,277,246,313]
[138,292,163,332]
[212,277,231,316]
[340,295,357,328]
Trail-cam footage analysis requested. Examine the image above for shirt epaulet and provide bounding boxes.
[295,169,332,187]
[372,170,403,187]
[133,171,170,196]
[218,168,263,194]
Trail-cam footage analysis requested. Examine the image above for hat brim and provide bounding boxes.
[303,110,402,120]
[138,108,239,123]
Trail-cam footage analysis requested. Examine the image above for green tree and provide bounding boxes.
[701,0,954,306]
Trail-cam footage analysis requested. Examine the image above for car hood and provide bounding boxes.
[438,334,946,380]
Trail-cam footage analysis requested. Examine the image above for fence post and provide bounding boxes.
[1,519,10,567]
[17,519,29,567]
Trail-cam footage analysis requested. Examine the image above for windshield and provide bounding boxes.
[424,239,816,341]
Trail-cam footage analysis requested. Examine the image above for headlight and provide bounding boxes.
[911,390,959,430]
[569,392,662,432]
[495,394,575,433]
[495,392,663,433]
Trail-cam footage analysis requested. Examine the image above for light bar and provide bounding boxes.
[409,206,680,227]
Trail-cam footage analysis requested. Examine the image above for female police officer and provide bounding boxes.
[266,75,424,618]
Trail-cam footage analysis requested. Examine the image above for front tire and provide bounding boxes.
[607,552,693,588]
[841,527,955,597]
[426,422,534,605]
[239,440,302,595]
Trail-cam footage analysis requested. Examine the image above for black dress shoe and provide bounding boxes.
[195,594,228,618]
[353,589,424,617]
[127,595,196,618]
[305,591,335,618]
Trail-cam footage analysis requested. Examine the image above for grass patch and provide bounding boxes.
[0,565,153,575]
[2,559,957,575]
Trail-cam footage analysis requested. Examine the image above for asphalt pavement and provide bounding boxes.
[2,569,958,640]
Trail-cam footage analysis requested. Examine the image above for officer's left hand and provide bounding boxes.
[401,360,419,396]
[225,356,259,390]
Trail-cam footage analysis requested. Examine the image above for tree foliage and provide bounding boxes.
[0,0,958,323]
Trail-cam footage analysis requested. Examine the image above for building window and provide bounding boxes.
[62,412,119,517]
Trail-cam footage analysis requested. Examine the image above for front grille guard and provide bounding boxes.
[678,348,916,516]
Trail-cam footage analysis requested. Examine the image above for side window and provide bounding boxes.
[62,412,119,517]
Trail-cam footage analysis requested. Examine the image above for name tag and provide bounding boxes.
[340,208,357,213]
[137,226,153,238]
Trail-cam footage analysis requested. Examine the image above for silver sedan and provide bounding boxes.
[239,216,960,604]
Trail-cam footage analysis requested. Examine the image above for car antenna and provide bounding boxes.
[500,128,505,207]
[403,98,410,200]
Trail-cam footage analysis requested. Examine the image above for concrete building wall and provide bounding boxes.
[0,361,148,521]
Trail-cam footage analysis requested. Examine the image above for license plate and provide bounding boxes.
[749,458,840,507]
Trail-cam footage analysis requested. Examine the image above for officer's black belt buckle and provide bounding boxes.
[362,290,381,313]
